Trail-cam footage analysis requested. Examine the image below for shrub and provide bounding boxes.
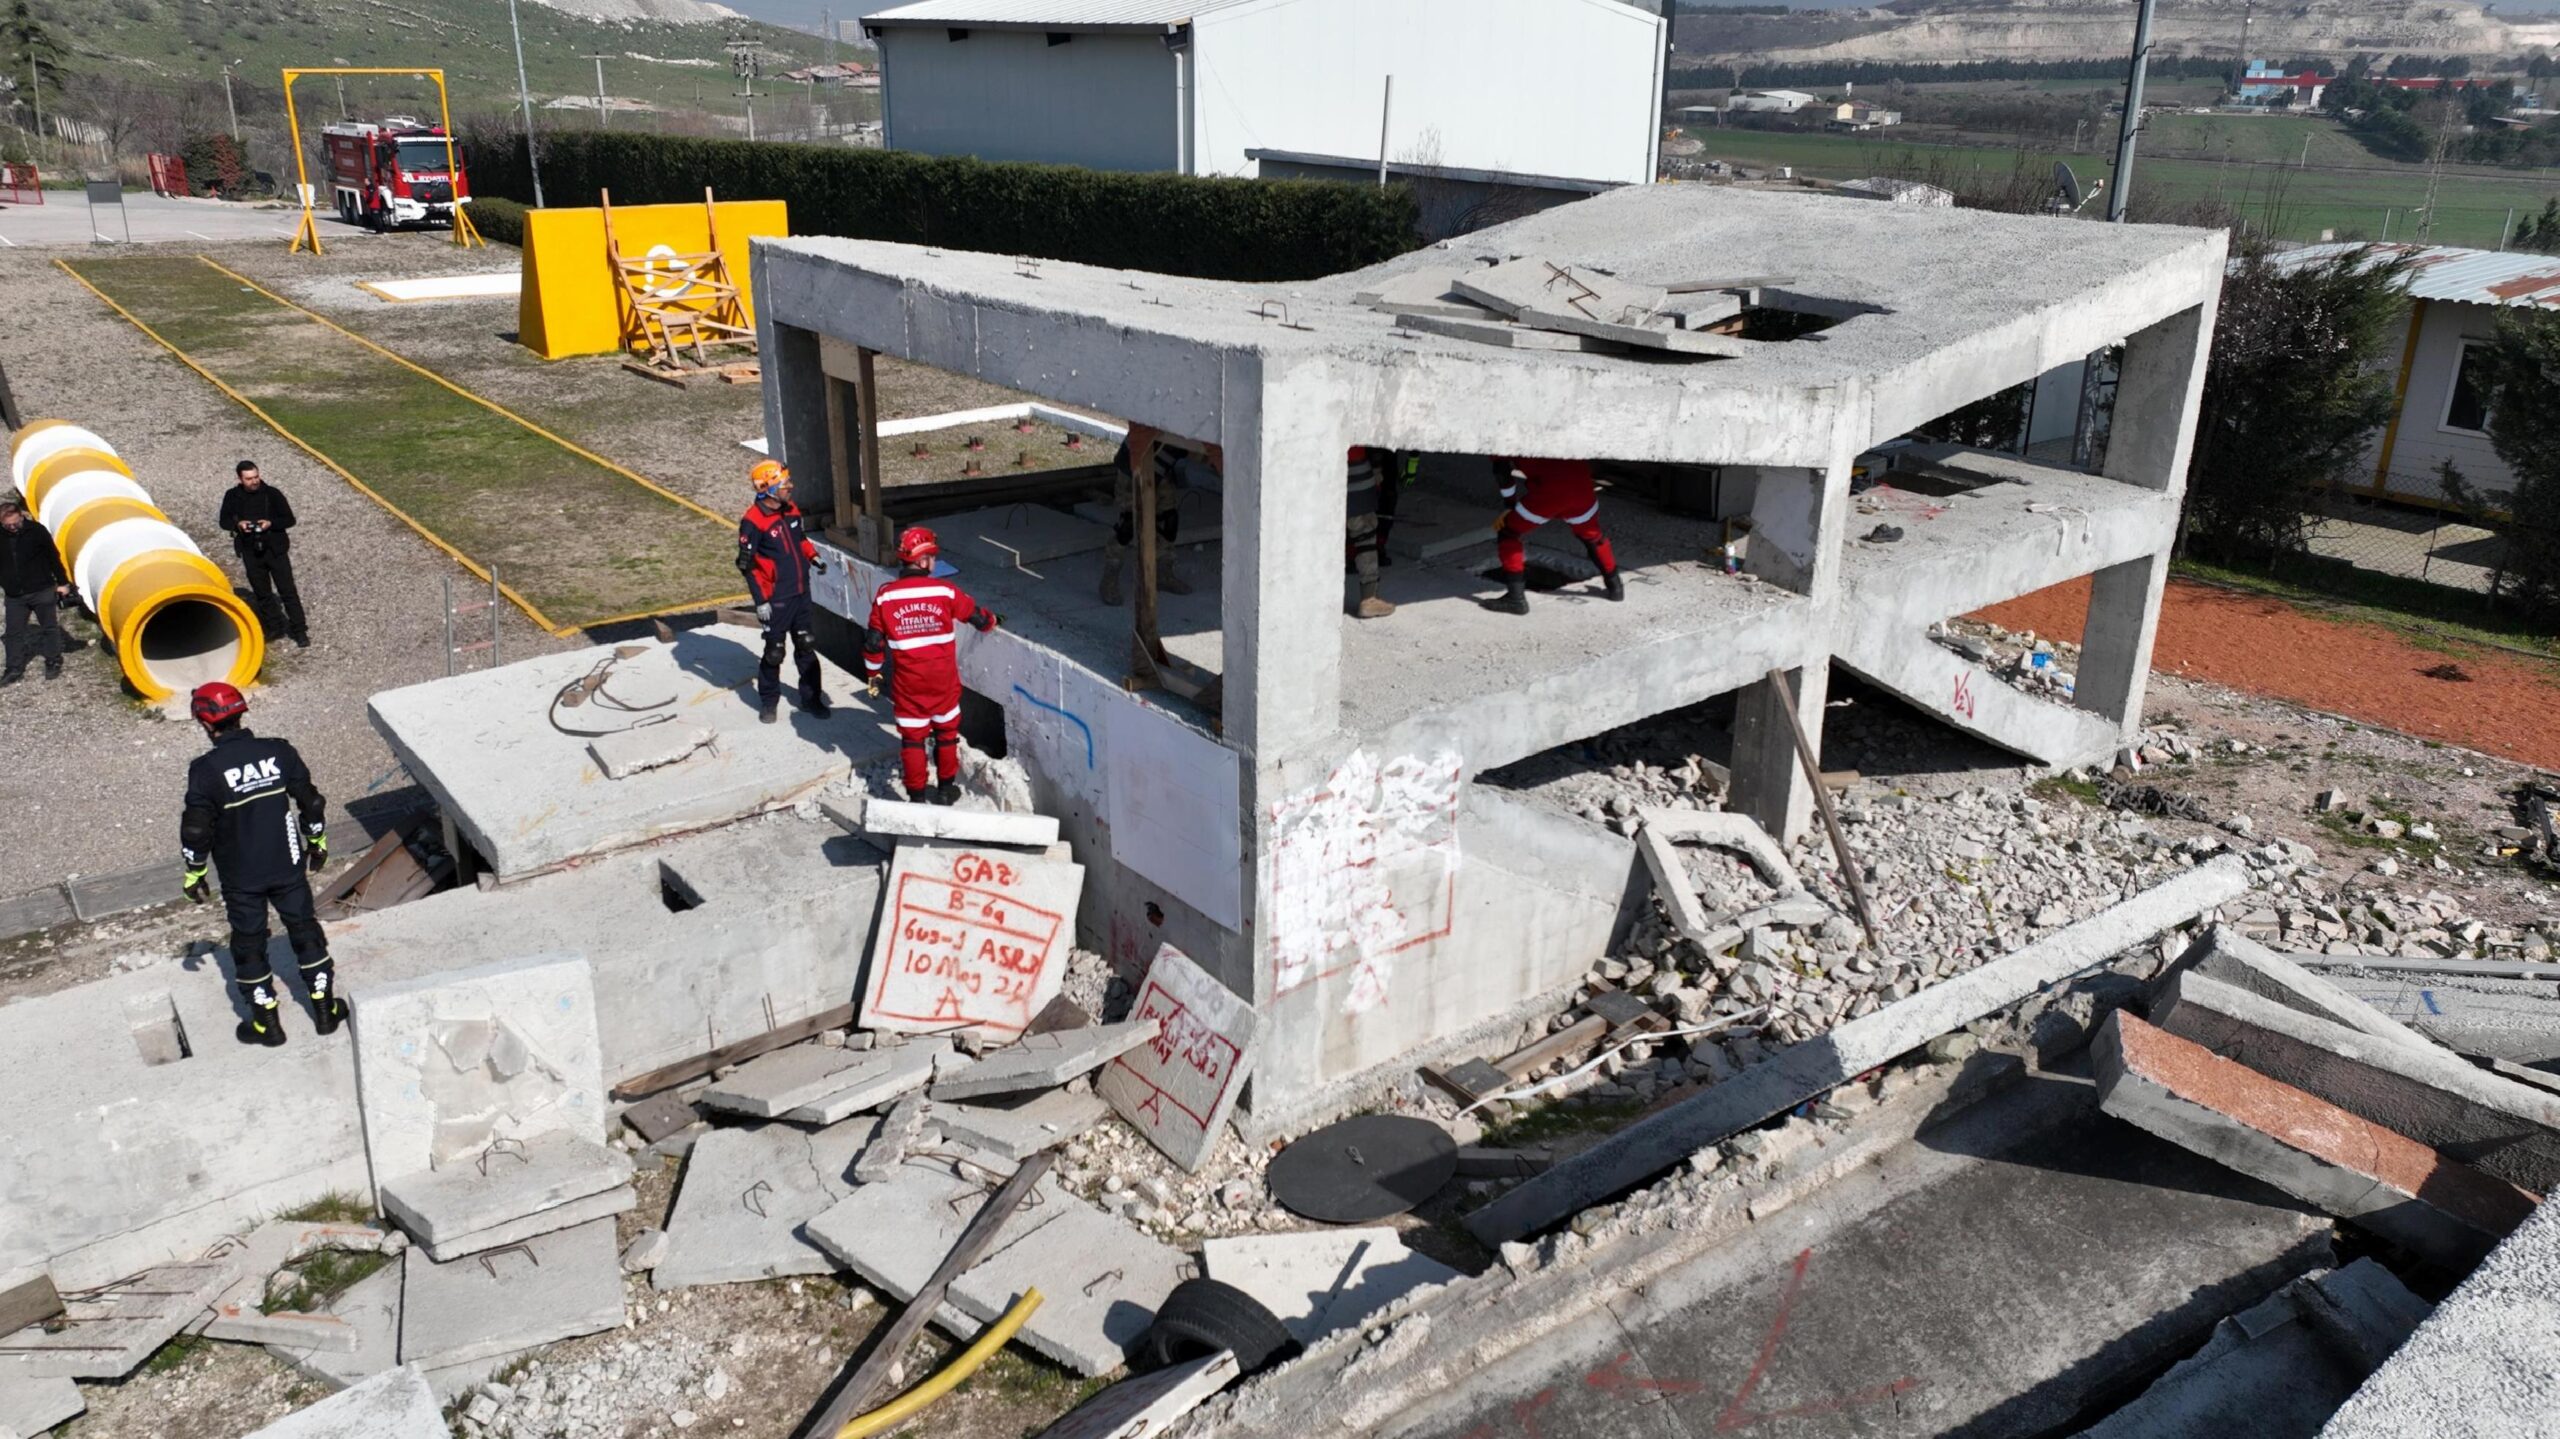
[461,131,1419,282]
[468,195,526,247]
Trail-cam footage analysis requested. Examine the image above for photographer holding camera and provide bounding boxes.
[218,460,310,648]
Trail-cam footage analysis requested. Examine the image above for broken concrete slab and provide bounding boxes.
[2154,969,2560,1193]
[947,1192,1190,1376]
[699,1043,889,1119]
[652,1118,875,1290]
[783,1039,949,1125]
[1032,1349,1239,1438]
[1101,943,1262,1172]
[837,794,1061,850]
[928,1020,1160,1102]
[0,1363,83,1437]
[936,1089,1112,1163]
[1636,807,1834,952]
[242,1364,445,1439]
[620,1228,669,1274]
[353,954,606,1191]
[1354,267,1495,320]
[586,722,716,781]
[205,1301,361,1353]
[1449,257,1666,327]
[803,1160,1064,1306]
[2335,973,2560,1066]
[1200,1227,1460,1345]
[863,842,1083,1042]
[2179,927,2437,1051]
[619,1090,699,1144]
[1468,858,2251,1244]
[1389,310,1596,350]
[399,1218,624,1371]
[2072,1259,2429,1439]
[381,1131,634,1249]
[2321,1189,2560,1438]
[415,1185,637,1264]
[0,1259,238,1377]
[2094,1011,2535,1271]
[369,626,889,880]
[267,1263,401,1392]
[853,1092,941,1184]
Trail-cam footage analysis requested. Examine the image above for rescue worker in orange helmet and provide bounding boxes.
[180,682,342,1048]
[735,461,832,724]
[862,526,999,805]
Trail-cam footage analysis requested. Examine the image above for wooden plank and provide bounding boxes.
[314,828,406,912]
[610,1003,857,1101]
[855,347,885,563]
[795,1152,1057,1438]
[621,360,690,389]
[1494,1014,1609,1081]
[1421,1058,1514,1107]
[1766,667,1880,947]
[0,1272,64,1336]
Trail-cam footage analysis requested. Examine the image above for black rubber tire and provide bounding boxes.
[1138,1278,1298,1375]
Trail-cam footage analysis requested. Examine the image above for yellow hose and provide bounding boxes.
[835,1288,1045,1439]
[7,422,263,701]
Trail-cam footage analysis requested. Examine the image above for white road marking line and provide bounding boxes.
[187,230,214,241]
[0,234,15,246]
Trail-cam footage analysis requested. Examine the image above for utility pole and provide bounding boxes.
[584,53,610,128]
[822,6,836,66]
[505,0,546,206]
[1376,74,1392,186]
[25,54,39,142]
[223,59,240,141]
[2108,0,2157,222]
[334,75,348,119]
[730,37,761,140]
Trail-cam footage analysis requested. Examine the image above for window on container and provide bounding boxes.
[2443,339,2493,435]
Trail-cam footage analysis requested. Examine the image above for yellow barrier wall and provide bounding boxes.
[517,198,790,360]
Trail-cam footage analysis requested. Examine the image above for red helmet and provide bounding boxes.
[191,681,248,725]
[897,526,939,566]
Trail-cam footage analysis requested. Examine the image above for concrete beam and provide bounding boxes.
[1834,627,2121,770]
[2177,926,2438,1051]
[2095,1012,2534,1272]
[1465,857,2249,1244]
[2154,969,2560,1193]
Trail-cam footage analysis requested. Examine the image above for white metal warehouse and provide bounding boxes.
[858,0,1667,188]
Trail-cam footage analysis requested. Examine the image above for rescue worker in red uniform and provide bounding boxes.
[863,526,1000,805]
[735,459,832,724]
[1486,456,1623,614]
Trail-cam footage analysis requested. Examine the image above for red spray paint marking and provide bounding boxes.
[1586,1352,1704,1396]
[1711,1248,1922,1432]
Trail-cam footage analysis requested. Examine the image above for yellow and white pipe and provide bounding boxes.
[8,421,263,701]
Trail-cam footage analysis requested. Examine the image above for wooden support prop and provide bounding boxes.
[0,1273,64,1336]
[796,1152,1058,1439]
[1764,667,1881,947]
[1496,1013,1610,1080]
[611,1003,857,1100]
[856,348,886,562]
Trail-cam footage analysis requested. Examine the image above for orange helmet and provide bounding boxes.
[749,459,789,496]
[897,525,940,566]
[191,681,248,725]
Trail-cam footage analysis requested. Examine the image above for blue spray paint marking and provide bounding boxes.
[1012,683,1095,768]
[2422,988,2443,1016]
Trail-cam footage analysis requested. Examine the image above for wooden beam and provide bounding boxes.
[1131,429,1164,665]
[610,1003,857,1101]
[1495,1014,1609,1080]
[855,347,885,562]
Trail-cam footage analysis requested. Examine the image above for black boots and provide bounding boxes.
[759,702,779,724]
[804,690,832,719]
[236,1012,286,1047]
[935,780,961,806]
[1602,569,1625,602]
[314,997,349,1036]
[1486,573,1530,615]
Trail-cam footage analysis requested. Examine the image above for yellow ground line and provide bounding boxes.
[55,256,568,636]
[194,256,736,531]
[571,592,753,634]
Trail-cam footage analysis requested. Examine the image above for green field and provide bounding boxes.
[1680,127,2560,247]
[65,256,744,630]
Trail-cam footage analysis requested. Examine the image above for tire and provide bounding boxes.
[1137,1278,1298,1376]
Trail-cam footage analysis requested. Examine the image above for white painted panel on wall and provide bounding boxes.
[1103,698,1244,930]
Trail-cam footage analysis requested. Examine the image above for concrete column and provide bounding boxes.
[2102,302,2214,496]
[1728,660,1829,843]
[1736,465,1838,599]
[2077,300,2214,740]
[1218,355,1346,766]
[760,318,829,518]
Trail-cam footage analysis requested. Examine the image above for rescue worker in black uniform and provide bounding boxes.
[180,681,341,1047]
[735,459,831,725]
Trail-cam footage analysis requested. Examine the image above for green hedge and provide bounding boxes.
[462,132,1419,281]
[468,196,528,247]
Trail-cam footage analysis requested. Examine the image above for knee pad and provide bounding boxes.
[230,937,276,987]
[761,635,787,665]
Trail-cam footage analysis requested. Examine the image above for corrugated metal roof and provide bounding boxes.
[862,0,1244,29]
[2278,241,2560,308]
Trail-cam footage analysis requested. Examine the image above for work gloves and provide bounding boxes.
[305,822,329,874]
[182,864,210,904]
[756,603,773,625]
[866,675,882,699]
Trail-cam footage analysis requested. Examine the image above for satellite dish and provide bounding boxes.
[2054,161,2083,208]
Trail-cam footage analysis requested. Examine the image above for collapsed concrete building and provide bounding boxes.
[749,183,2225,1129]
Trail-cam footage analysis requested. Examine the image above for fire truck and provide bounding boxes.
[319,118,470,231]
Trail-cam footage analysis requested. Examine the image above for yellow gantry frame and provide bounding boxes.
[282,67,485,255]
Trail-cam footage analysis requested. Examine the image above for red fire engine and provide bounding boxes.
[319,118,470,231]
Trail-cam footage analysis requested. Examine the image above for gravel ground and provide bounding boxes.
[0,246,570,898]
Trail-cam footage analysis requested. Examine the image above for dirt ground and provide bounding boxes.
[1976,574,2560,772]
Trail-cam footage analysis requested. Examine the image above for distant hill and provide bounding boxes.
[26,0,831,123]
[1678,0,2560,64]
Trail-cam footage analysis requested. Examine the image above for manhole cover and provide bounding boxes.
[1268,1114,1458,1223]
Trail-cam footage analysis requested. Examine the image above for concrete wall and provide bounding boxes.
[1250,155,1598,241]
[877,28,1178,170]
[1190,0,1661,183]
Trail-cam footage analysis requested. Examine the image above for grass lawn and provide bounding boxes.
[64,255,744,631]
[1680,127,2560,247]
